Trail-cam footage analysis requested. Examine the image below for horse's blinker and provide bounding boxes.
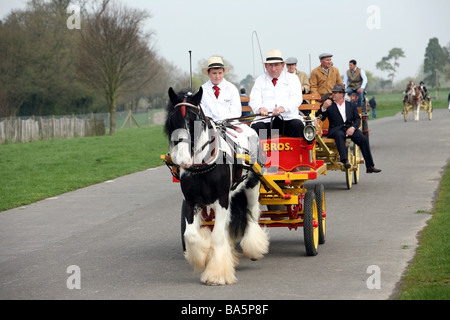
[180,92,192,118]
[181,99,186,118]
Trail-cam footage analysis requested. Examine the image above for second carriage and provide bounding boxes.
[301,94,365,190]
[403,93,432,122]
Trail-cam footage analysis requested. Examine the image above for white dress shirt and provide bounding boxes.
[336,100,346,122]
[200,79,242,121]
[249,70,303,124]
[320,100,347,122]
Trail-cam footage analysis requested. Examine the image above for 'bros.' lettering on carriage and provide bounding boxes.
[263,142,293,152]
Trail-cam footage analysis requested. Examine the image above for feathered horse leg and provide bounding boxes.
[184,206,212,272]
[414,102,420,122]
[200,201,237,285]
[240,178,269,261]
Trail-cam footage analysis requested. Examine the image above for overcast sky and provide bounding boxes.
[1,0,449,84]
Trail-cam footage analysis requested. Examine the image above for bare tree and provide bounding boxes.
[0,0,87,117]
[77,0,159,135]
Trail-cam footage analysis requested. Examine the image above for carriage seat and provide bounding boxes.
[316,117,335,145]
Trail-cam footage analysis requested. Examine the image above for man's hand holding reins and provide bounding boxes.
[272,106,285,116]
[258,106,285,116]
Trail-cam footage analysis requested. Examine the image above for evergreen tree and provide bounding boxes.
[423,37,446,90]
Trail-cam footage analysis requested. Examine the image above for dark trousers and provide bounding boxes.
[251,118,304,138]
[329,128,375,168]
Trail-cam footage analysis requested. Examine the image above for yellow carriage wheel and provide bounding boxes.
[353,144,361,185]
[303,191,319,256]
[403,103,409,122]
[428,100,432,120]
[314,184,326,245]
[345,145,353,190]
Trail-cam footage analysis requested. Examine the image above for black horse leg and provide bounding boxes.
[181,199,195,251]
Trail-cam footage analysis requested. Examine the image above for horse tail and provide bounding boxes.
[229,171,261,240]
[229,190,248,240]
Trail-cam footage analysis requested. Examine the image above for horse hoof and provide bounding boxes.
[205,282,222,286]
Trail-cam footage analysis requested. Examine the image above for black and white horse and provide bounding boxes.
[164,87,269,285]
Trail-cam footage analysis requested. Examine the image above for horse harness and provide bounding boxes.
[167,100,254,191]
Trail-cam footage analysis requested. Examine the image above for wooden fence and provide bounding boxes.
[0,115,105,144]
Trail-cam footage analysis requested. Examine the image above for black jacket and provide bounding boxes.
[316,100,360,136]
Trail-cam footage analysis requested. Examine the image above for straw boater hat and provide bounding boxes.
[202,56,231,75]
[264,49,284,64]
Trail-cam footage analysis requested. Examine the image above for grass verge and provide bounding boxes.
[397,163,450,300]
[0,126,167,211]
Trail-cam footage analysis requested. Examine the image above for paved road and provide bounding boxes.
[1,109,449,300]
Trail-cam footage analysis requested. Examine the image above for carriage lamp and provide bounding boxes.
[303,114,316,143]
[303,124,316,143]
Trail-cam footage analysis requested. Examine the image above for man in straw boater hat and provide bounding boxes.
[200,56,242,120]
[249,49,304,138]
[317,84,381,174]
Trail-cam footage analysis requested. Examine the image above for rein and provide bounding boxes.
[225,112,276,122]
[226,113,285,131]
[167,102,270,188]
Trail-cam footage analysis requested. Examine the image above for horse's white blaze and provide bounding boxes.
[170,129,192,168]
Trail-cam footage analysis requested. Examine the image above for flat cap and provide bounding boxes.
[319,53,333,59]
[285,57,298,64]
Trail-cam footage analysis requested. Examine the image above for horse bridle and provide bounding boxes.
[167,98,254,190]
[173,101,201,116]
[169,99,220,171]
